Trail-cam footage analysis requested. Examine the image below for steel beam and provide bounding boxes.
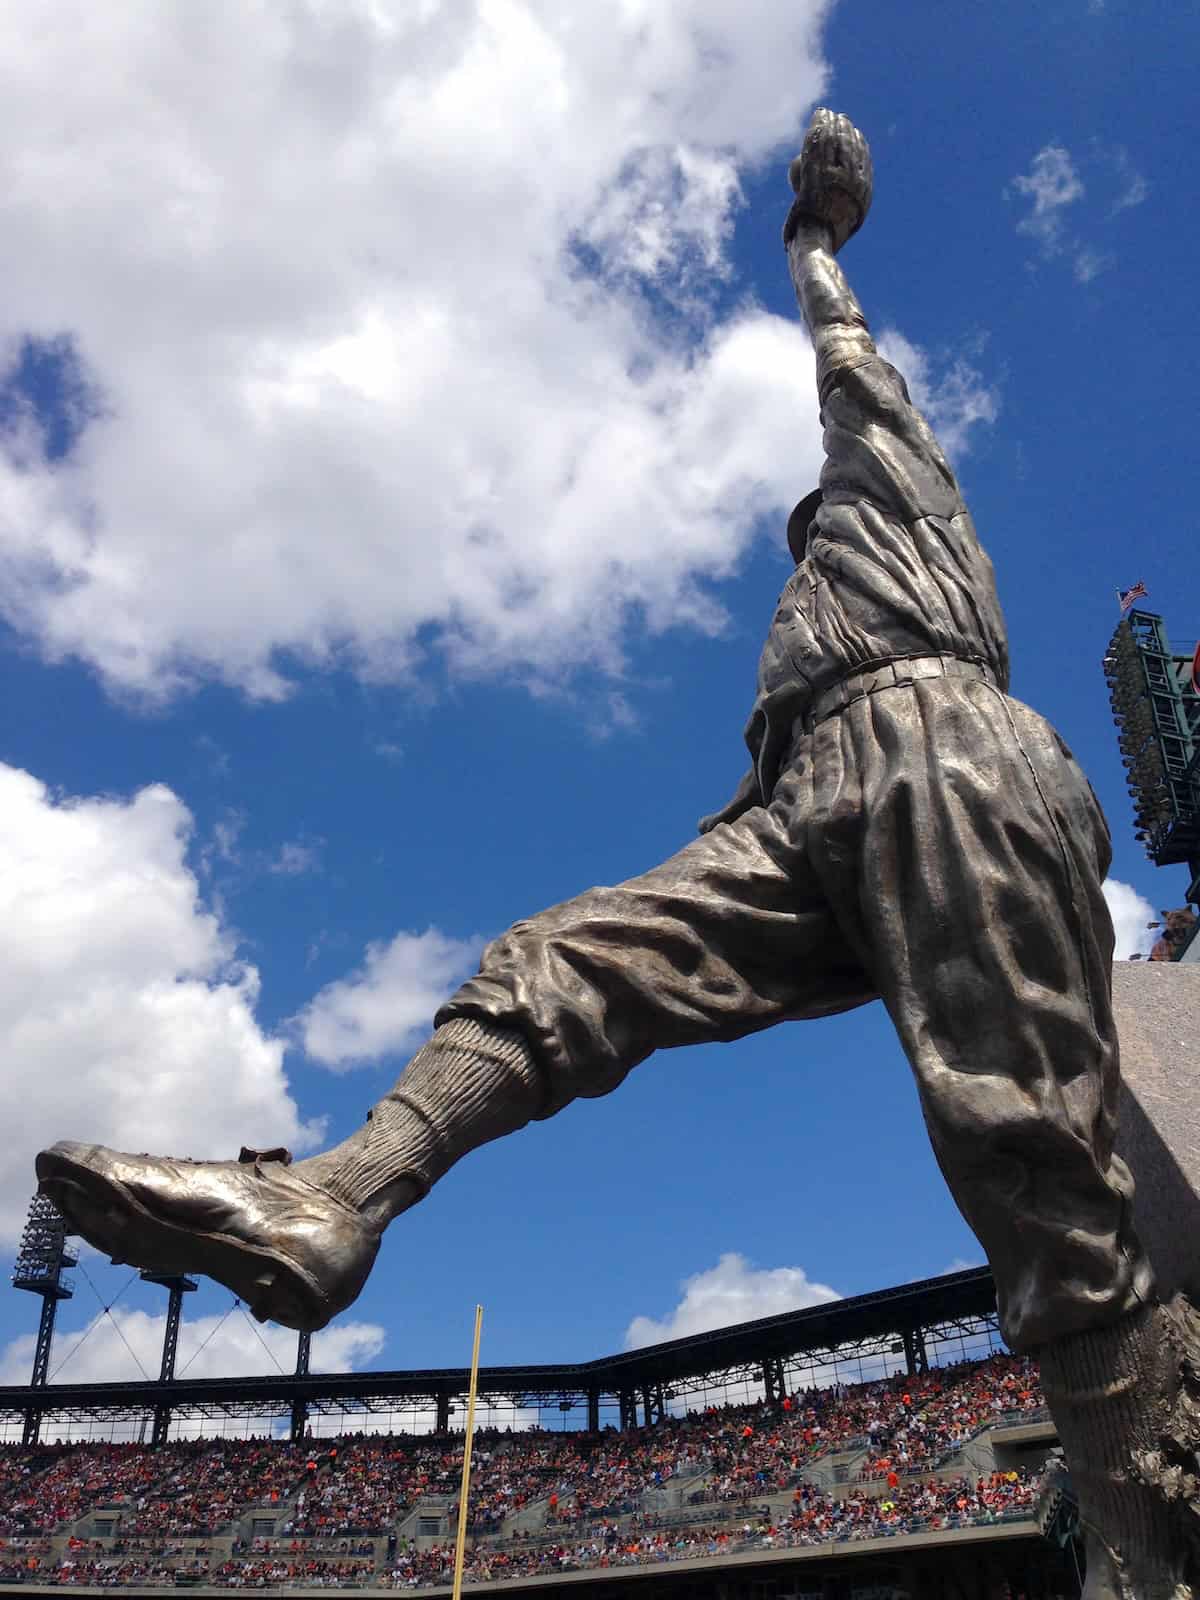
[1,1266,998,1430]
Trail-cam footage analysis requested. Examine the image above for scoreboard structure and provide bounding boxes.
[1104,608,1200,908]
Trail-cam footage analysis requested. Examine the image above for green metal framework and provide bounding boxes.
[1104,609,1200,898]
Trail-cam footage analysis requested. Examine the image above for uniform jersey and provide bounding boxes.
[744,353,1011,808]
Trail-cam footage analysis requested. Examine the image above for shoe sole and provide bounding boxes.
[36,1150,329,1332]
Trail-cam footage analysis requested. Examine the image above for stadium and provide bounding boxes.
[0,3,1194,1595]
[5,610,1197,1598]
[4,608,1193,1598]
[2,603,1189,1600]
[0,1248,1078,1598]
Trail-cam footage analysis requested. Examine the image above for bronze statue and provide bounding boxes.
[37,111,1200,1593]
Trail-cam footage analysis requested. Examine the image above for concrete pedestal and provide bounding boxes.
[1113,960,1200,1302]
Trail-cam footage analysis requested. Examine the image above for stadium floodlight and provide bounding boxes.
[1105,609,1200,874]
[12,1194,76,1445]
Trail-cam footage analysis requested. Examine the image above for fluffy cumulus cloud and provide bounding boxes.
[0,763,320,1244]
[0,1,819,701]
[298,929,482,1069]
[1103,877,1157,961]
[0,2,993,707]
[625,1252,840,1349]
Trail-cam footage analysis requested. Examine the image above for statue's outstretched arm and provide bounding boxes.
[783,109,876,398]
[781,109,968,540]
[698,113,877,837]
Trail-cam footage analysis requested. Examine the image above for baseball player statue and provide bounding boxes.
[38,111,1199,1593]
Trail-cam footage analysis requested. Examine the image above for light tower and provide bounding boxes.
[1104,608,1200,955]
[12,1194,76,1445]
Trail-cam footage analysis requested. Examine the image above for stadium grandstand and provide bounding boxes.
[0,1257,1081,1598]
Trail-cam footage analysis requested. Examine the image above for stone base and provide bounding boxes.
[1113,960,1200,1302]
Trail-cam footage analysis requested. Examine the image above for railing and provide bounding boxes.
[0,1507,1041,1590]
[397,1507,1041,1590]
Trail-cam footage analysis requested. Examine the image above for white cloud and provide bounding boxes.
[625,1252,840,1348]
[941,1256,984,1276]
[1011,142,1133,284]
[3,1303,544,1442]
[1073,247,1112,285]
[195,734,231,779]
[1113,175,1146,213]
[1012,144,1084,254]
[267,838,324,877]
[208,808,247,868]
[0,763,320,1244]
[0,1308,383,1441]
[1110,156,1147,215]
[0,1307,383,1389]
[298,929,482,1069]
[0,0,845,705]
[1103,877,1157,961]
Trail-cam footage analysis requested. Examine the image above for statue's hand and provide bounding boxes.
[784,108,873,253]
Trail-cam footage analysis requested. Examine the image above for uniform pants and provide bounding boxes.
[441,675,1153,1350]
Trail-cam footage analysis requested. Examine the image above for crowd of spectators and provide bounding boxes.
[118,1438,312,1537]
[62,1536,214,1557]
[0,1535,52,1585]
[855,1356,1043,1481]
[211,1554,375,1586]
[0,1437,311,1537]
[377,1469,1037,1588]
[0,1351,1046,1588]
[30,1553,212,1586]
[675,1351,1044,1506]
[275,1428,697,1538]
[0,1450,47,1536]
[534,1429,710,1525]
[243,1534,377,1558]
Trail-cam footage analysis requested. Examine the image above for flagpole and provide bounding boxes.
[451,1304,484,1600]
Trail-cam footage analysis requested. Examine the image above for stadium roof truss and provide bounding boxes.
[0,1267,999,1432]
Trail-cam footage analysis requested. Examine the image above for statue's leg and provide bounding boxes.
[806,674,1195,1592]
[39,767,874,1330]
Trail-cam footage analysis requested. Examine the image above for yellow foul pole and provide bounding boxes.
[451,1304,484,1600]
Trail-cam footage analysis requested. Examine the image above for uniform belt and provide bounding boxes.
[802,653,997,733]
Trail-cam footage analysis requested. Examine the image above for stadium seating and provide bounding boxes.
[0,1351,1047,1588]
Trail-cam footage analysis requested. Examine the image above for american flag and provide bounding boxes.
[1118,581,1148,613]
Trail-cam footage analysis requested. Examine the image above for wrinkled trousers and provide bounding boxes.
[441,675,1153,1350]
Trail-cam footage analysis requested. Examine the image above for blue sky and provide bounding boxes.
[1,0,1196,1418]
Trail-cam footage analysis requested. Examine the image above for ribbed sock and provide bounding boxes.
[299,1018,543,1215]
[1039,1302,1181,1576]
